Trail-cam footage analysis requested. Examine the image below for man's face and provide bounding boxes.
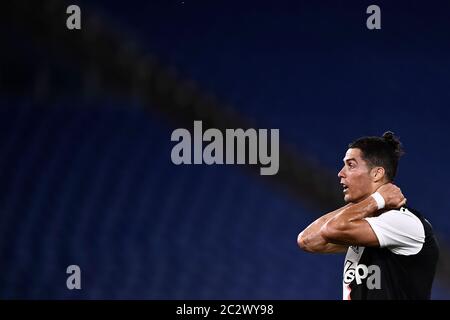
[338,148,374,203]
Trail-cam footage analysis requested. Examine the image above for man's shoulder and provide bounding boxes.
[368,207,425,240]
[380,206,427,223]
[379,206,420,219]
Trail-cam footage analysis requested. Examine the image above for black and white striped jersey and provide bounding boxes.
[342,206,439,300]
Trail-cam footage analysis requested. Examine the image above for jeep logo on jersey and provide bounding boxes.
[344,260,381,289]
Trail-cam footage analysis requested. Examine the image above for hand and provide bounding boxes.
[376,183,407,209]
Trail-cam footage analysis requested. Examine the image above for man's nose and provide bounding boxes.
[338,168,345,178]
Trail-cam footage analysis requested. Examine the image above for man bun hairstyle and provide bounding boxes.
[382,131,404,159]
[348,131,404,181]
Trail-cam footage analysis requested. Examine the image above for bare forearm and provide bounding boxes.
[320,196,380,246]
[331,196,378,225]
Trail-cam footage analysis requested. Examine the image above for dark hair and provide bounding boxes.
[348,131,404,181]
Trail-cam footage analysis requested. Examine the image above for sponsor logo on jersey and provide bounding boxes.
[343,260,381,289]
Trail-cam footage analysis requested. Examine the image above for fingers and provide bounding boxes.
[378,183,406,209]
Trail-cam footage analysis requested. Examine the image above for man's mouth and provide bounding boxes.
[341,183,349,193]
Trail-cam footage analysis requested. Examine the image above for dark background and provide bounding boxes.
[0,0,449,299]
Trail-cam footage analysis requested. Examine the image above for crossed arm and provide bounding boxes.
[297,184,406,253]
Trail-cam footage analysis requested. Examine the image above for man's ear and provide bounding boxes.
[371,167,385,182]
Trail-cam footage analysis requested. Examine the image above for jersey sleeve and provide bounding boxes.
[364,208,425,255]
